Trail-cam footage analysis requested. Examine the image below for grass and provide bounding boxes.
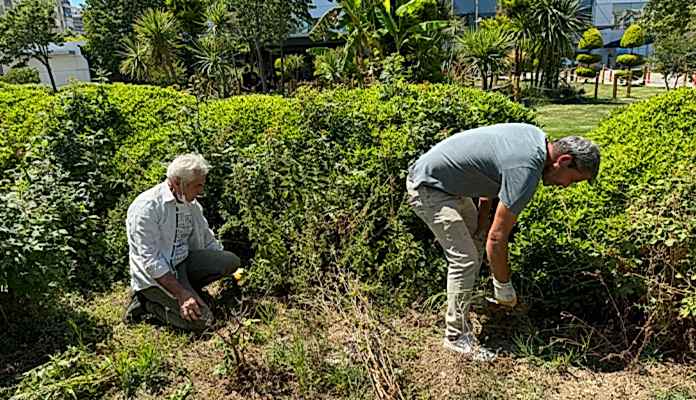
[535,83,666,139]
[3,281,696,399]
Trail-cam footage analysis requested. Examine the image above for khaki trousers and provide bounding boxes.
[406,178,485,340]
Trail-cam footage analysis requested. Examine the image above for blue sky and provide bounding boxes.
[70,0,84,6]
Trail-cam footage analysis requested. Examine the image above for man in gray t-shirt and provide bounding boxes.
[406,123,600,361]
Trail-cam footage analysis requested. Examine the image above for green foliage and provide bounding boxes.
[202,84,534,299]
[644,0,694,38]
[512,88,696,356]
[311,0,450,83]
[620,24,647,49]
[83,0,165,80]
[575,66,598,78]
[0,0,64,91]
[578,27,603,50]
[11,340,169,399]
[456,26,513,90]
[575,53,601,65]
[616,53,643,67]
[0,83,54,171]
[0,83,193,297]
[121,9,183,85]
[0,67,40,85]
[649,32,696,89]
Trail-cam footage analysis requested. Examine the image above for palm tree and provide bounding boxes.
[456,26,513,90]
[119,36,150,82]
[530,0,589,89]
[133,9,182,83]
[310,0,381,81]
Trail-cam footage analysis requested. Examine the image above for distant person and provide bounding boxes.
[123,153,242,332]
[406,123,600,361]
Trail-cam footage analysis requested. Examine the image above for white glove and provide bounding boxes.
[493,278,518,308]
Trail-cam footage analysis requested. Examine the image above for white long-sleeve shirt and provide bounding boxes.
[126,182,223,292]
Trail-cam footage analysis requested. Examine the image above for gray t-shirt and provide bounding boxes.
[409,123,547,215]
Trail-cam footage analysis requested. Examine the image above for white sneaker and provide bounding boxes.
[443,336,497,362]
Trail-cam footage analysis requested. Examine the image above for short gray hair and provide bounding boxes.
[166,153,211,186]
[552,136,601,181]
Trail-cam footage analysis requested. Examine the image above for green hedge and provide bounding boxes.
[2,82,694,356]
[0,84,192,297]
[512,88,696,354]
[616,54,643,67]
[199,84,536,300]
[576,66,598,78]
[0,67,41,85]
[575,53,601,65]
[0,83,534,302]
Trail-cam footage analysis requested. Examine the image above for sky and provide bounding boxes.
[70,0,84,6]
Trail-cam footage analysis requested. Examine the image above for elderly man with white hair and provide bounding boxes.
[123,153,241,332]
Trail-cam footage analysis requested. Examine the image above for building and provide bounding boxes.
[0,0,82,34]
[586,0,651,66]
[452,0,497,26]
[71,5,84,34]
[1,41,91,87]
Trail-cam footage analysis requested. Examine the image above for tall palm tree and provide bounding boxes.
[531,0,589,89]
[456,26,513,90]
[133,8,182,83]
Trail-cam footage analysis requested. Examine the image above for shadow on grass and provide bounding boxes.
[0,295,113,388]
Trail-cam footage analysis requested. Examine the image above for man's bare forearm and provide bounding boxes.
[486,236,511,282]
[155,273,190,301]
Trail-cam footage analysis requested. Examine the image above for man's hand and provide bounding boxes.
[176,291,204,321]
[493,277,517,308]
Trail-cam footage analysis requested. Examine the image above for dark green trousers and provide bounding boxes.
[137,249,240,332]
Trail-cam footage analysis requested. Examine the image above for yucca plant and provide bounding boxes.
[456,26,513,90]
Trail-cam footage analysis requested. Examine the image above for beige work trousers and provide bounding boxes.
[406,177,485,340]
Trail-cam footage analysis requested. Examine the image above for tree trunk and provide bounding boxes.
[40,54,58,92]
[664,74,670,91]
[253,39,267,92]
[280,45,285,96]
[594,73,599,99]
[612,74,618,99]
[513,47,521,101]
[626,69,632,97]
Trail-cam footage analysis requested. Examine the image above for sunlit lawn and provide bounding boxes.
[535,83,667,139]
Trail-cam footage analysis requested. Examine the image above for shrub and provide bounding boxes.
[0,66,41,84]
[575,53,601,65]
[512,88,696,358]
[578,27,603,50]
[0,83,54,172]
[0,83,193,297]
[620,24,647,49]
[576,66,598,78]
[616,54,643,67]
[202,83,535,300]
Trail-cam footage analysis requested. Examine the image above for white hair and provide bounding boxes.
[166,153,211,186]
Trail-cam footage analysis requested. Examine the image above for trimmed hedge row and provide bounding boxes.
[0,83,535,302]
[1,82,693,356]
[512,88,696,355]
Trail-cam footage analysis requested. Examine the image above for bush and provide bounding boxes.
[576,66,598,78]
[616,54,643,67]
[578,27,603,50]
[0,82,533,304]
[512,88,696,358]
[0,83,54,172]
[201,84,536,300]
[575,53,601,65]
[0,66,41,84]
[0,83,193,297]
[620,24,647,49]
